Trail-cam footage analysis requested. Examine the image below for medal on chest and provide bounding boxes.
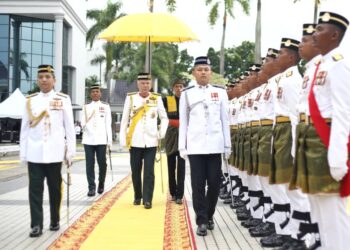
[211,92,219,101]
[277,87,283,100]
[49,98,63,110]
[302,76,309,89]
[255,92,262,101]
[316,71,327,86]
[263,89,271,100]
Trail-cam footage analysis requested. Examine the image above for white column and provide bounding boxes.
[54,14,64,92]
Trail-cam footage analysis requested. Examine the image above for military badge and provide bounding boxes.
[302,76,309,89]
[277,87,283,99]
[99,106,105,113]
[247,98,253,107]
[49,99,63,110]
[211,92,219,101]
[316,71,327,85]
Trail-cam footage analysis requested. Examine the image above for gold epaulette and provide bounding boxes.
[332,54,344,61]
[286,70,293,77]
[151,92,160,96]
[26,93,38,99]
[182,85,194,91]
[127,92,137,96]
[56,92,68,98]
[213,84,225,89]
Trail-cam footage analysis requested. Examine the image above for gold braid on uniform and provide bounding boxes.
[26,98,49,128]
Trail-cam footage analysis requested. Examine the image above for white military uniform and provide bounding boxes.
[120,92,168,148]
[81,100,112,146]
[178,83,231,155]
[307,48,350,250]
[20,90,76,163]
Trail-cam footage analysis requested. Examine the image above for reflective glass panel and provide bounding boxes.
[21,26,31,40]
[42,43,53,56]
[43,22,53,30]
[32,41,42,54]
[32,54,41,66]
[21,40,31,53]
[0,38,9,51]
[33,22,42,29]
[43,30,53,42]
[0,25,9,38]
[0,15,9,25]
[42,56,53,65]
[32,28,42,41]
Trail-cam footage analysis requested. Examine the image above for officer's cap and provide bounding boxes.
[194,56,211,66]
[318,11,349,31]
[226,80,236,88]
[302,24,317,36]
[280,38,300,52]
[38,64,54,74]
[266,48,279,58]
[137,72,152,81]
[244,71,250,77]
[261,57,266,64]
[89,84,101,90]
[249,63,261,72]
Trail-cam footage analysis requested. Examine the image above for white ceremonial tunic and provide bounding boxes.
[119,92,168,148]
[228,97,238,126]
[178,83,230,155]
[81,100,112,146]
[20,90,76,163]
[257,74,280,120]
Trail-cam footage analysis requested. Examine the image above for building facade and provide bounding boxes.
[0,0,87,109]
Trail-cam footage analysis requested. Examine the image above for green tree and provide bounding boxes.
[205,0,250,76]
[90,54,106,85]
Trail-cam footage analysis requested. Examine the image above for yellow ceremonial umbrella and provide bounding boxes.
[98,12,199,71]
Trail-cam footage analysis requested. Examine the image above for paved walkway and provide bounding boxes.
[0,150,264,250]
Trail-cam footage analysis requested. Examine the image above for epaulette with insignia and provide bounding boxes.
[286,70,293,77]
[26,92,39,98]
[332,54,343,61]
[151,92,160,96]
[127,92,137,96]
[182,85,194,91]
[213,84,225,89]
[56,92,68,98]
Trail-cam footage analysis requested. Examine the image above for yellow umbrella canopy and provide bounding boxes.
[98,12,199,43]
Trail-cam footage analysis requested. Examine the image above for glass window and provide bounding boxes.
[21,40,31,53]
[0,25,9,38]
[0,52,9,80]
[0,15,9,25]
[22,22,32,28]
[32,28,42,41]
[42,56,53,65]
[0,38,9,52]
[43,30,53,42]
[21,26,31,40]
[32,41,42,54]
[42,43,53,56]
[20,79,31,93]
[21,67,30,80]
[43,22,53,30]
[31,67,37,80]
[21,53,31,68]
[32,54,42,67]
[33,22,42,29]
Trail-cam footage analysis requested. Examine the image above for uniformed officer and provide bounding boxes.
[178,56,231,236]
[20,64,75,237]
[290,12,350,250]
[81,84,112,196]
[162,79,185,204]
[120,73,168,209]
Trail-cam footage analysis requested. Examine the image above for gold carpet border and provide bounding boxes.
[48,176,132,250]
[163,194,197,250]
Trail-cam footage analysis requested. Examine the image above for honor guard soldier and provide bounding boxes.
[178,56,231,236]
[20,65,76,237]
[162,80,185,204]
[120,73,168,209]
[81,84,112,197]
[291,12,350,250]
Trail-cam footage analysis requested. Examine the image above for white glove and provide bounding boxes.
[224,148,231,160]
[65,156,73,167]
[157,131,164,140]
[179,149,188,161]
[330,166,348,182]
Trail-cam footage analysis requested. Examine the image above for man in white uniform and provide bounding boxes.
[20,65,75,237]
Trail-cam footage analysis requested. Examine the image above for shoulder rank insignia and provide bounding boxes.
[26,92,39,99]
[151,92,160,96]
[286,70,293,77]
[127,92,137,96]
[56,92,68,98]
[182,85,194,91]
[332,54,343,61]
[212,84,225,89]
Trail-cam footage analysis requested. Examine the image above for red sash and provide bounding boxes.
[308,62,350,197]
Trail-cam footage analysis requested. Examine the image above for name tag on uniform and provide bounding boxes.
[50,99,63,110]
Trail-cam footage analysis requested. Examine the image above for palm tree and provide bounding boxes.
[86,1,125,80]
[255,0,261,63]
[90,54,106,86]
[205,0,250,76]
[294,0,322,23]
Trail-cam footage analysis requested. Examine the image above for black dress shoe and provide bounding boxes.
[241,218,262,228]
[29,225,42,237]
[87,190,96,197]
[196,224,207,236]
[207,219,215,230]
[277,237,307,250]
[133,199,141,205]
[260,233,291,248]
[144,202,152,209]
[97,183,104,194]
[175,198,183,205]
[49,223,60,231]
[250,221,275,237]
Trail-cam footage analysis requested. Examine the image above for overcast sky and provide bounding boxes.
[85,0,350,76]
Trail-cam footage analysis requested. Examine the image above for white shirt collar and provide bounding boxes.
[40,89,55,97]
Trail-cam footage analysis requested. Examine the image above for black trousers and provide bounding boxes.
[130,147,157,203]
[28,162,62,229]
[84,144,107,191]
[188,154,221,225]
[167,151,185,199]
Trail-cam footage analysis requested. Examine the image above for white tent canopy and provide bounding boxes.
[0,88,26,119]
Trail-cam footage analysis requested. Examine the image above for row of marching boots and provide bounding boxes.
[218,173,321,250]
